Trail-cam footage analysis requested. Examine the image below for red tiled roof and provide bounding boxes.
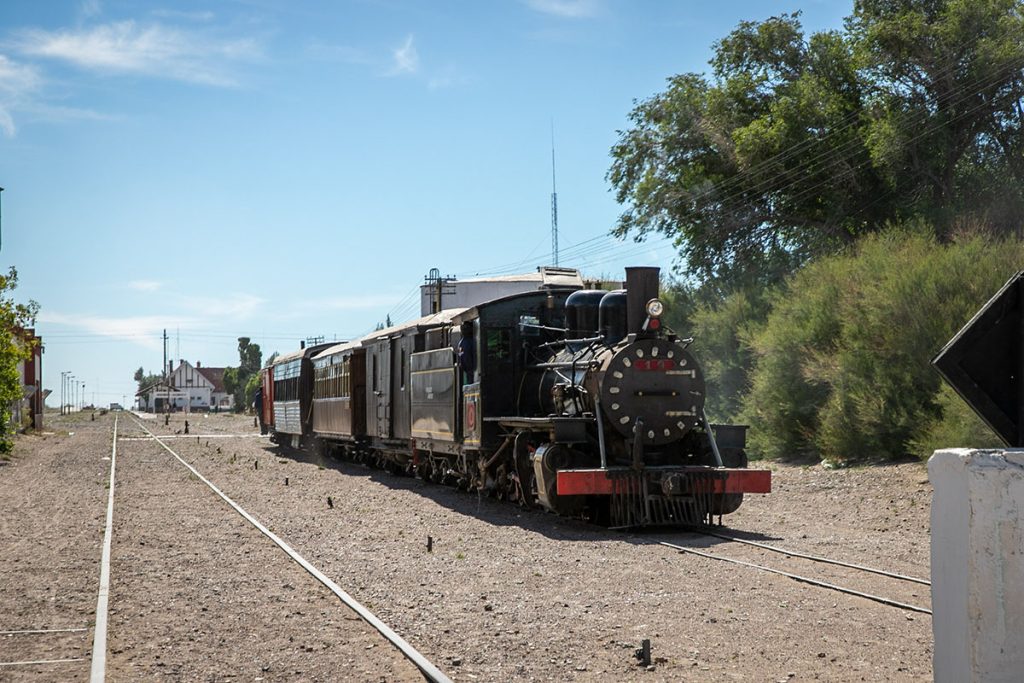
[196,367,227,393]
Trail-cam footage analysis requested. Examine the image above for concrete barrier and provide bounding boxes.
[929,448,1024,682]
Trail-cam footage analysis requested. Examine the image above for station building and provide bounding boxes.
[136,360,233,412]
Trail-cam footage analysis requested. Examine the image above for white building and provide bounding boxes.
[420,266,584,316]
[136,360,233,412]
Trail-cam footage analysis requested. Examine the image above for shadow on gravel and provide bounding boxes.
[260,442,777,548]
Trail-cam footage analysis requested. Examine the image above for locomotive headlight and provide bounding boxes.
[646,299,664,318]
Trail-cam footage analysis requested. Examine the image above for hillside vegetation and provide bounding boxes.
[612,0,1023,462]
[668,229,1009,463]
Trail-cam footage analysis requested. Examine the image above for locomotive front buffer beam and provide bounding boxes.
[556,467,772,496]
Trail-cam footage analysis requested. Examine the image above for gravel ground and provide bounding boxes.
[1,411,934,681]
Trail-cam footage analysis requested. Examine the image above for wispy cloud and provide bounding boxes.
[304,40,373,66]
[177,293,264,319]
[151,9,215,23]
[39,290,265,350]
[128,280,161,292]
[80,0,102,20]
[296,294,403,313]
[388,34,418,76]
[0,54,42,136]
[525,0,601,18]
[428,64,469,90]
[12,21,262,87]
[39,312,194,350]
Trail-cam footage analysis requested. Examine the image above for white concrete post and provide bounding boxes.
[929,449,1024,683]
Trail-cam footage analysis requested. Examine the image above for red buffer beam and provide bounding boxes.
[557,467,772,496]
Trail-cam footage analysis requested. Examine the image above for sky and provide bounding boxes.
[0,0,850,409]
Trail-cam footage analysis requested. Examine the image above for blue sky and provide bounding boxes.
[0,0,849,408]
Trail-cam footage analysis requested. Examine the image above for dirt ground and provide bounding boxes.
[1,411,934,681]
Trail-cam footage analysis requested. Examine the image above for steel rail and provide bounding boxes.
[118,434,269,440]
[658,541,932,615]
[90,414,118,683]
[702,531,931,586]
[0,657,86,668]
[130,416,452,683]
[0,628,88,635]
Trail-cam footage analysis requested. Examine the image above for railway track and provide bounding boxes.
[82,414,451,682]
[658,530,932,615]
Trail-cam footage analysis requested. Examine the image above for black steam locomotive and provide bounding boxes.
[260,266,769,528]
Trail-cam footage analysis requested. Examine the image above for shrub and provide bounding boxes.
[742,228,1024,462]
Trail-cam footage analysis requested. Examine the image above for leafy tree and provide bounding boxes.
[224,337,262,411]
[222,367,239,407]
[849,0,1024,234]
[0,267,39,451]
[609,2,1024,288]
[133,366,162,395]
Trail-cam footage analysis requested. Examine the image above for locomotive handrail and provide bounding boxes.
[518,322,569,334]
[526,361,596,370]
[702,408,724,467]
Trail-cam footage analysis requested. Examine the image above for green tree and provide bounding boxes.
[609,13,879,286]
[849,0,1024,234]
[224,337,262,411]
[133,366,162,396]
[609,2,1024,287]
[0,267,39,451]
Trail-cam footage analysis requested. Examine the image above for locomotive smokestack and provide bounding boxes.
[625,266,660,334]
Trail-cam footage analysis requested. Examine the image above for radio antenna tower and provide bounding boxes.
[550,122,559,266]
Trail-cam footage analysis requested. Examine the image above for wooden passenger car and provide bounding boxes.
[266,342,332,447]
[311,341,366,444]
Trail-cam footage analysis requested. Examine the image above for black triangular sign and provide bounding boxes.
[933,270,1024,447]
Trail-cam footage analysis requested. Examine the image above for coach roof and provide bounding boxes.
[359,307,469,345]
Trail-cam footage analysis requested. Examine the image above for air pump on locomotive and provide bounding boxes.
[260,266,770,528]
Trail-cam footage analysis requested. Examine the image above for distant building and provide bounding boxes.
[12,328,43,430]
[135,360,233,412]
[420,266,584,316]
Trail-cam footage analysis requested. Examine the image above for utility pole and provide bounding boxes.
[551,122,559,267]
[423,268,455,314]
[60,371,66,415]
[163,328,168,381]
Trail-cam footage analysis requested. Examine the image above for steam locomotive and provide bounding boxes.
[260,266,770,528]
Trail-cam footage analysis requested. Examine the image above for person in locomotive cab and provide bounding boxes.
[457,321,476,385]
